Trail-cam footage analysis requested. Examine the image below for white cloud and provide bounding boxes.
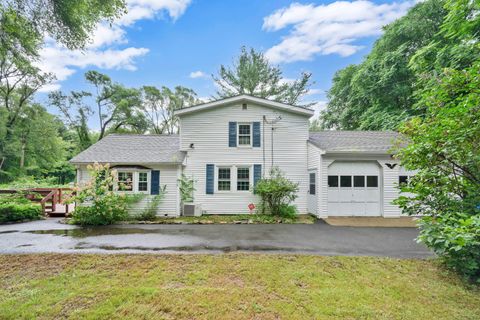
[306,88,323,96]
[38,0,192,92]
[189,71,207,79]
[263,1,415,63]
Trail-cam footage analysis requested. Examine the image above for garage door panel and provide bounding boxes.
[327,161,382,217]
[366,202,380,216]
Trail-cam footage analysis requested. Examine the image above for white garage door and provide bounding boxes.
[327,161,382,216]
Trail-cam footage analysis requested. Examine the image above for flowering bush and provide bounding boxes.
[72,163,129,226]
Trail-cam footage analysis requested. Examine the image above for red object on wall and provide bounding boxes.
[248,203,255,213]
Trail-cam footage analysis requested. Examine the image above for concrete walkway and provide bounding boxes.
[0,218,432,258]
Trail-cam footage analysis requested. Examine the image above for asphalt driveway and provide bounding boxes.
[0,218,432,258]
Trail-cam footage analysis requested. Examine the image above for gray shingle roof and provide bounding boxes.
[308,131,400,153]
[70,134,184,164]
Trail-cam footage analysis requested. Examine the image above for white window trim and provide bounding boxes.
[214,165,253,193]
[236,166,251,192]
[116,170,151,194]
[217,166,232,192]
[237,123,252,147]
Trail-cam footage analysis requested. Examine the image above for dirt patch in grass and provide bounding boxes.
[324,216,418,227]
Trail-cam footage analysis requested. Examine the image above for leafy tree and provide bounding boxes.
[140,85,199,134]
[320,0,446,130]
[49,90,93,151]
[3,0,127,49]
[394,63,480,283]
[0,8,53,171]
[51,71,147,146]
[214,47,313,106]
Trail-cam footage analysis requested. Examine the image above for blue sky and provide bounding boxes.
[36,0,416,126]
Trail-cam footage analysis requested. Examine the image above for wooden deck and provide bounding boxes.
[0,188,75,217]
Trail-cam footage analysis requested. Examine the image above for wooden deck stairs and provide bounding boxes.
[0,188,75,217]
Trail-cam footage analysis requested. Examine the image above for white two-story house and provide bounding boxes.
[70,95,412,218]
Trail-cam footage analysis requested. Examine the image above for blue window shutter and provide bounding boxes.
[253,122,261,147]
[228,122,237,147]
[206,164,214,194]
[253,164,262,193]
[151,170,160,195]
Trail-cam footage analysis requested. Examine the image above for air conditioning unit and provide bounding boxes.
[182,203,202,217]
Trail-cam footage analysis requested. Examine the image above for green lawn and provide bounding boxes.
[127,214,317,224]
[0,255,479,319]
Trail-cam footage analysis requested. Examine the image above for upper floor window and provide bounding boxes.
[237,167,250,191]
[238,123,251,146]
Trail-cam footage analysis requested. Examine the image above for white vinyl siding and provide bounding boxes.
[179,102,309,214]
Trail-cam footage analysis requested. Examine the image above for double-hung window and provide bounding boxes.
[117,170,150,193]
[138,172,149,191]
[218,167,231,191]
[238,123,251,146]
[118,172,134,191]
[237,167,250,191]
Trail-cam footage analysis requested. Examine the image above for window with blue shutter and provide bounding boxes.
[151,170,160,195]
[228,122,237,147]
[252,122,261,147]
[253,164,262,193]
[206,164,214,194]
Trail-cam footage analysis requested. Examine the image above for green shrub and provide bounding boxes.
[71,163,129,226]
[0,202,42,223]
[278,204,297,219]
[416,213,480,282]
[130,192,165,221]
[254,167,299,217]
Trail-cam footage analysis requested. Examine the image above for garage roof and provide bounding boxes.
[70,134,185,164]
[308,131,401,153]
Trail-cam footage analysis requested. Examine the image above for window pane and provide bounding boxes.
[238,124,251,145]
[218,181,231,191]
[238,136,251,145]
[138,182,148,191]
[118,172,133,191]
[354,176,365,187]
[309,173,315,184]
[237,167,250,190]
[218,168,231,191]
[237,181,250,191]
[399,175,408,185]
[139,172,148,182]
[340,176,352,187]
[367,176,378,187]
[328,176,338,187]
[238,125,250,134]
[237,168,250,179]
[218,168,230,179]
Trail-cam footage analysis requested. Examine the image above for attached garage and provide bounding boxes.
[327,161,382,216]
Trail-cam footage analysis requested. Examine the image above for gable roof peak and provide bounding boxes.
[174,94,314,117]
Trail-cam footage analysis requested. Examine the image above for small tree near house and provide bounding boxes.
[254,167,299,218]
